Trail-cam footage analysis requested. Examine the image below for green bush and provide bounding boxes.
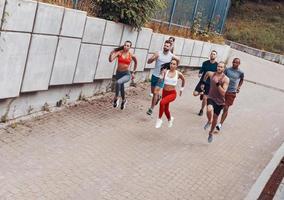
[91,0,166,29]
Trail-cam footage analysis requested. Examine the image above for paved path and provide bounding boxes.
[0,50,284,200]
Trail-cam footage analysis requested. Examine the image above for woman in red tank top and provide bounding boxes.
[109,41,138,110]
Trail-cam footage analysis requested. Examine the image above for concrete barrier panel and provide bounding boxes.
[136,28,153,49]
[201,42,212,58]
[95,46,116,79]
[222,45,231,62]
[21,35,58,92]
[73,44,100,83]
[120,25,138,47]
[182,39,194,56]
[173,37,185,56]
[190,57,200,67]
[0,32,31,99]
[180,56,191,66]
[102,21,123,46]
[134,49,148,71]
[33,2,64,35]
[50,37,81,85]
[199,58,208,67]
[2,0,37,32]
[0,0,5,28]
[82,17,106,44]
[145,54,156,69]
[60,8,86,38]
[149,33,164,53]
[192,41,204,57]
[280,55,284,65]
[211,44,225,62]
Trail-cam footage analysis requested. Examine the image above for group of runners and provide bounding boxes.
[109,38,244,143]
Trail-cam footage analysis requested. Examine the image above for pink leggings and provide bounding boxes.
[159,89,177,119]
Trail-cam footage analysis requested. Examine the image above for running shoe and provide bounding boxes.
[146,108,153,115]
[149,93,154,97]
[155,119,163,128]
[208,134,213,143]
[168,117,174,128]
[216,123,222,131]
[204,121,211,130]
[113,99,119,108]
[121,99,127,110]
[198,109,203,116]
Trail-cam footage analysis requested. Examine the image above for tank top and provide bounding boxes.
[208,73,226,105]
[118,52,132,65]
[152,51,173,77]
[164,70,178,86]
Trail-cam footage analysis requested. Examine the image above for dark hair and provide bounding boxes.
[233,58,240,62]
[169,37,175,42]
[171,58,179,65]
[114,40,132,52]
[211,50,218,54]
[164,40,172,45]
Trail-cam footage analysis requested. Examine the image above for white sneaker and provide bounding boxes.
[149,93,154,97]
[155,119,163,128]
[168,117,174,128]
[216,123,222,131]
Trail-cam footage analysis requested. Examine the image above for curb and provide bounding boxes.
[245,142,284,200]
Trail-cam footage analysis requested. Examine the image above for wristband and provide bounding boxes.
[180,87,184,91]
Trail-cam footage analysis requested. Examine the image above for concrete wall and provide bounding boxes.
[0,0,231,120]
[226,40,284,65]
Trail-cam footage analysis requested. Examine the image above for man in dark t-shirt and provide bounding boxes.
[193,50,218,116]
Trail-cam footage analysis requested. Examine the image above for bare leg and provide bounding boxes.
[151,87,160,109]
[206,104,213,123]
[201,95,207,111]
[220,105,229,125]
[209,114,218,134]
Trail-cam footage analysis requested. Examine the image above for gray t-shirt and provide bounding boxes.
[225,67,244,93]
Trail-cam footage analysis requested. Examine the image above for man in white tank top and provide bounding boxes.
[146,40,179,116]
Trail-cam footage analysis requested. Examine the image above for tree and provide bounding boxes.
[91,0,166,29]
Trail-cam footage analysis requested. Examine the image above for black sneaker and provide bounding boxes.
[198,109,203,116]
[113,99,119,108]
[146,108,153,115]
[121,100,127,110]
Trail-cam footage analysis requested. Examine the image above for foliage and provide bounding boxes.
[91,0,166,30]
[225,1,284,54]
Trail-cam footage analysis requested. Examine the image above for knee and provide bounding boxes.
[207,105,213,112]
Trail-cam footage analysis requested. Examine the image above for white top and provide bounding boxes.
[152,51,173,77]
[164,70,178,86]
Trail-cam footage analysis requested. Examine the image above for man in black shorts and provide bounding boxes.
[193,50,218,116]
[201,62,229,143]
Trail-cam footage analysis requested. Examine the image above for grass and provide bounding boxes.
[225,1,284,54]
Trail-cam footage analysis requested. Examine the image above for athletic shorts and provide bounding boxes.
[225,92,237,106]
[151,74,164,88]
[207,98,224,116]
[194,81,210,95]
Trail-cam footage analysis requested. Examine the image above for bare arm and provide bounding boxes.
[109,50,120,62]
[178,72,185,96]
[237,74,244,93]
[217,77,229,97]
[131,54,138,80]
[202,72,212,82]
[147,52,159,64]
[132,54,138,72]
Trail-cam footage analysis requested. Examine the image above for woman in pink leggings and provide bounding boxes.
[155,58,185,128]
